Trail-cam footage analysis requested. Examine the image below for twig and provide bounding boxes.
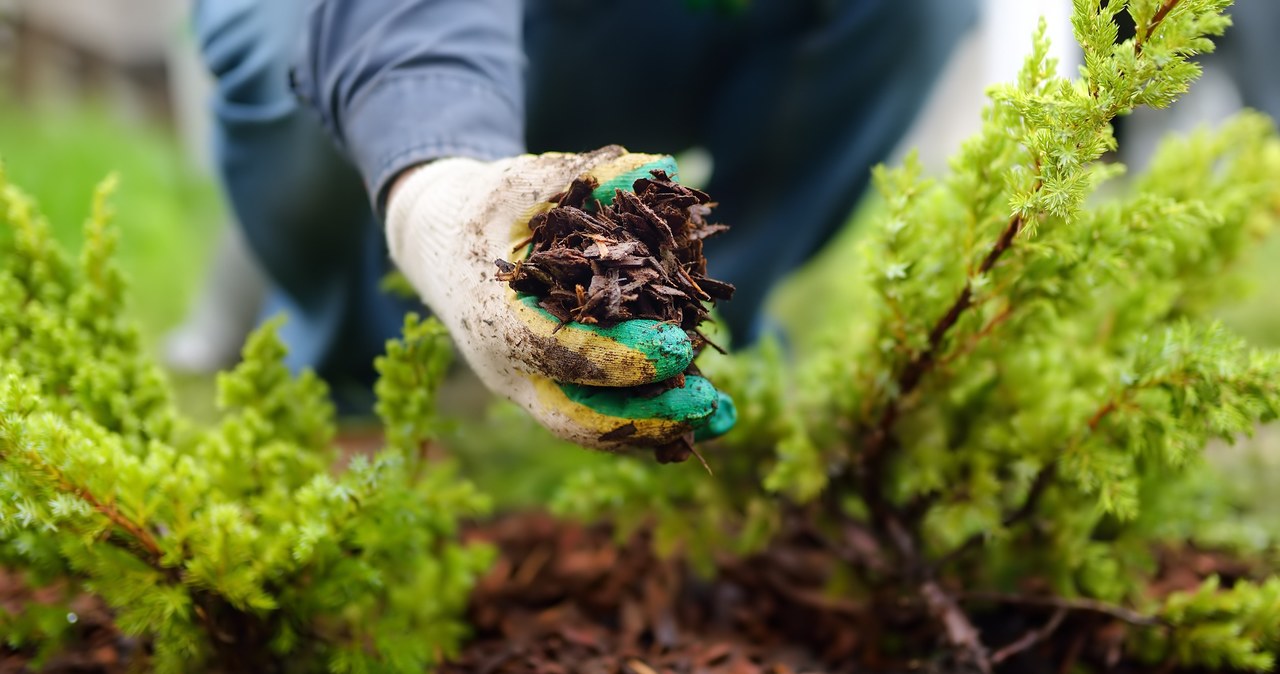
[1087,399,1117,430]
[859,210,1027,479]
[922,580,992,674]
[1135,0,1182,56]
[72,484,165,565]
[958,591,1163,627]
[29,452,171,572]
[836,209,1031,674]
[694,328,727,355]
[938,303,1015,369]
[991,607,1067,665]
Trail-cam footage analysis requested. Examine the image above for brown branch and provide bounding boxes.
[852,216,1028,576]
[959,591,1163,627]
[1135,0,1181,56]
[860,211,1027,477]
[938,302,1015,369]
[922,580,992,674]
[992,608,1067,665]
[1087,399,1118,430]
[58,476,172,574]
[4,438,174,577]
[21,449,167,571]
[833,202,1034,673]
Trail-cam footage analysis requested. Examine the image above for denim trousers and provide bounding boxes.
[193,0,977,392]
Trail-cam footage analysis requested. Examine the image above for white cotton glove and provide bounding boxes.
[385,146,735,451]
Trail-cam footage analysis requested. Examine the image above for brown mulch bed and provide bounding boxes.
[0,513,1256,674]
[445,513,861,674]
[0,572,124,674]
[443,514,1252,674]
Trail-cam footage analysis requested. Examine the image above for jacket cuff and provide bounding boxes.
[343,71,524,215]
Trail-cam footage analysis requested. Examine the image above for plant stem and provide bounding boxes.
[10,440,170,573]
[923,580,992,673]
[959,591,1163,627]
[991,608,1068,664]
[859,207,1029,481]
[1135,0,1182,56]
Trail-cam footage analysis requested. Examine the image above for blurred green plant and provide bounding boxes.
[0,103,220,339]
[0,170,491,671]
[551,1,1280,670]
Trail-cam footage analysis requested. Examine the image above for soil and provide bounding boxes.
[0,513,1253,674]
[0,571,125,674]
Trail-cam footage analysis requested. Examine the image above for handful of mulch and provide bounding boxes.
[495,170,735,464]
[495,170,734,350]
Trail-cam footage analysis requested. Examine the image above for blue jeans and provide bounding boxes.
[194,0,976,390]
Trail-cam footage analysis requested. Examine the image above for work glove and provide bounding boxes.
[386,145,736,451]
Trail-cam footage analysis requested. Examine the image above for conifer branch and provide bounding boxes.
[840,194,1035,674]
[938,302,1015,369]
[859,198,1033,480]
[1135,0,1183,56]
[3,437,169,572]
[852,208,1032,577]
[1087,400,1118,430]
[934,390,1127,570]
[68,481,165,567]
[834,5,1253,665]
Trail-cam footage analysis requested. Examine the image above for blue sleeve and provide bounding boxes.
[292,0,527,210]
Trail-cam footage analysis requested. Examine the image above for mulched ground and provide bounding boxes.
[443,514,1250,674]
[0,573,123,674]
[0,513,1254,674]
[445,513,860,674]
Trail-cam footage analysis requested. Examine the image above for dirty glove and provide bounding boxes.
[386,146,735,451]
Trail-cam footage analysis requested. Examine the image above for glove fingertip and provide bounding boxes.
[694,390,737,441]
[514,295,693,386]
[613,319,693,382]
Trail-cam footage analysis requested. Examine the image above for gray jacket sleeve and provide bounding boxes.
[291,0,527,210]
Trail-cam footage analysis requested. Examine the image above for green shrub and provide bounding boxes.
[554,0,1280,670]
[5,2,1280,672]
[0,103,221,337]
[0,171,492,671]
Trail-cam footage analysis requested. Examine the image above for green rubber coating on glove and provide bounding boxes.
[694,390,737,441]
[591,156,680,207]
[519,295,692,381]
[560,375,719,423]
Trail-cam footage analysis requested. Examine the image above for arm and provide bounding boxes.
[291,1,735,451]
[291,0,526,212]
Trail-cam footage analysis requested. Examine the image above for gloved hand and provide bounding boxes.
[386,145,735,451]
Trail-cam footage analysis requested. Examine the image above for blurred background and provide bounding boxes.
[0,0,1274,412]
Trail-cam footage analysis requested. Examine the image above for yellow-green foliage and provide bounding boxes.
[553,0,1280,669]
[0,169,491,672]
